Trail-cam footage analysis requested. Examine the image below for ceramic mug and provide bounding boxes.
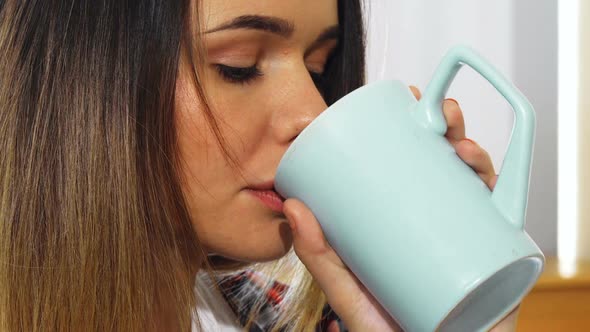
[275,45,545,332]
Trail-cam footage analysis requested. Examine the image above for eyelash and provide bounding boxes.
[214,64,263,85]
[214,64,328,92]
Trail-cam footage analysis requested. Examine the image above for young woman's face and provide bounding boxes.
[175,0,338,262]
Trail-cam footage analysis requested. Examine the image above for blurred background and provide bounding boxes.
[363,0,588,330]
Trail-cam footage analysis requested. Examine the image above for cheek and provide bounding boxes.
[205,82,276,162]
[174,71,290,260]
[174,84,210,177]
[173,78,229,211]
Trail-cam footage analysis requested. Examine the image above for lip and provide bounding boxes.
[245,179,286,212]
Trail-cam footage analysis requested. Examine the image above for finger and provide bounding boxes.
[489,175,499,191]
[283,199,405,331]
[454,139,495,174]
[283,199,372,323]
[454,139,497,190]
[283,199,353,288]
[283,199,333,258]
[409,85,421,100]
[443,98,465,142]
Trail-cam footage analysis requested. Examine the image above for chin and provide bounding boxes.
[239,220,294,263]
[204,220,294,265]
[254,227,294,262]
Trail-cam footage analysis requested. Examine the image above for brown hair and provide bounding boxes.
[0,0,366,331]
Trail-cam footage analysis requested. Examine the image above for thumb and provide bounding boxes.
[283,199,403,332]
[282,198,364,312]
[283,198,335,261]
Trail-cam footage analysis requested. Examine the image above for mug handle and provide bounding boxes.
[412,45,535,230]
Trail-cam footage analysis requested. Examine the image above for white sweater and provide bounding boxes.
[192,272,244,332]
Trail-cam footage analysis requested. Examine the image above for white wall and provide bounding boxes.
[512,0,557,256]
[364,0,557,254]
[580,0,590,260]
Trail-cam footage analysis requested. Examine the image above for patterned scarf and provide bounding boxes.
[215,269,348,332]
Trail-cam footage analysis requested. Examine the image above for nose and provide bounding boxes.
[270,66,328,143]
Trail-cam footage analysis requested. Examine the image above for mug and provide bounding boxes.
[274,45,545,332]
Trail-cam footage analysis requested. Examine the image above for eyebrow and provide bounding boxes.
[205,15,296,37]
[204,15,340,54]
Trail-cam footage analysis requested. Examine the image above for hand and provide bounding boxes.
[282,86,516,332]
[409,86,497,191]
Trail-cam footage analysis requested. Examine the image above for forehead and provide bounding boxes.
[200,0,339,33]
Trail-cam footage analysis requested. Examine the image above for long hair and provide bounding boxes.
[0,0,366,331]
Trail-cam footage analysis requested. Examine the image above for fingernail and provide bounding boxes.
[446,98,459,106]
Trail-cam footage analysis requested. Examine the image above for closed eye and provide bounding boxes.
[214,64,328,94]
[214,64,263,85]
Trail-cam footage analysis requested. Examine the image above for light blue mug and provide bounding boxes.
[275,45,545,332]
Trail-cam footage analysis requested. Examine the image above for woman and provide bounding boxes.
[0,0,521,331]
